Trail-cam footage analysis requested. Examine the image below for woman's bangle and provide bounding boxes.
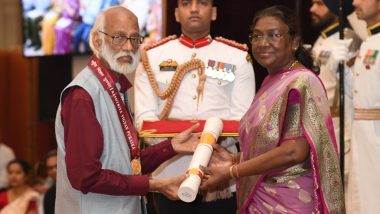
[229,165,235,179]
[234,164,239,178]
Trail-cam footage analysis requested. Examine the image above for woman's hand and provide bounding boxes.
[200,165,231,192]
[200,144,234,191]
[171,123,201,154]
[208,144,234,167]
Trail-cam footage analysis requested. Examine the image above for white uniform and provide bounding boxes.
[134,35,255,181]
[312,23,357,149]
[312,26,360,204]
[347,24,380,214]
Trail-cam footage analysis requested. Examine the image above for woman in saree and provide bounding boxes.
[0,159,39,214]
[201,5,344,213]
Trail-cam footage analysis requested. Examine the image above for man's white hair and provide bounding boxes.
[89,11,105,57]
[90,6,126,56]
[89,6,137,56]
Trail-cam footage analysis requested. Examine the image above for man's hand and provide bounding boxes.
[171,123,201,154]
[149,174,188,200]
[326,38,355,72]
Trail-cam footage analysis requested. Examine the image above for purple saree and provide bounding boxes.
[237,68,344,213]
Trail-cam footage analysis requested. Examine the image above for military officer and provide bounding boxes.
[134,0,255,213]
[342,0,380,213]
[310,0,360,147]
[309,4,362,205]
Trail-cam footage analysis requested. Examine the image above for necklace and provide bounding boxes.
[288,60,299,70]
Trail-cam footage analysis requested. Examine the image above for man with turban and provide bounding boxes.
[309,1,361,210]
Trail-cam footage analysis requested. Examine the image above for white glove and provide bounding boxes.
[330,38,353,62]
[326,38,356,75]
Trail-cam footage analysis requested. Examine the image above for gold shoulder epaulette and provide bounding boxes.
[215,36,248,52]
[144,35,177,51]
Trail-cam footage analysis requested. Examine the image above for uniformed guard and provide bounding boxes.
[309,2,361,206]
[334,0,380,213]
[310,0,360,146]
[134,0,255,213]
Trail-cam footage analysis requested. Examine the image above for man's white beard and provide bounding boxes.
[100,43,140,75]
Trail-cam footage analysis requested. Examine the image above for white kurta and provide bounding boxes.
[347,32,380,214]
[134,36,255,180]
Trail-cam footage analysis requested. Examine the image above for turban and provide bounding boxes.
[323,0,354,16]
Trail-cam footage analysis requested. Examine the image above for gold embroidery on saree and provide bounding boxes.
[265,165,311,184]
[282,103,304,139]
[287,180,301,189]
[264,186,277,196]
[299,189,312,203]
[274,204,288,213]
[238,71,344,213]
[291,77,344,213]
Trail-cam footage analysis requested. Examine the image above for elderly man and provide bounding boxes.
[55,6,199,214]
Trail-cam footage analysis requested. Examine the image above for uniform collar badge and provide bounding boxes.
[179,34,212,48]
[368,22,380,36]
[321,22,339,38]
[159,59,178,71]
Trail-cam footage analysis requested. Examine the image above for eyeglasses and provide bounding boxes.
[249,32,289,44]
[98,30,143,48]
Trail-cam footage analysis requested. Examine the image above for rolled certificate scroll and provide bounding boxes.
[177,117,223,202]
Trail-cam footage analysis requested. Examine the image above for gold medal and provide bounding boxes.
[131,159,141,175]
